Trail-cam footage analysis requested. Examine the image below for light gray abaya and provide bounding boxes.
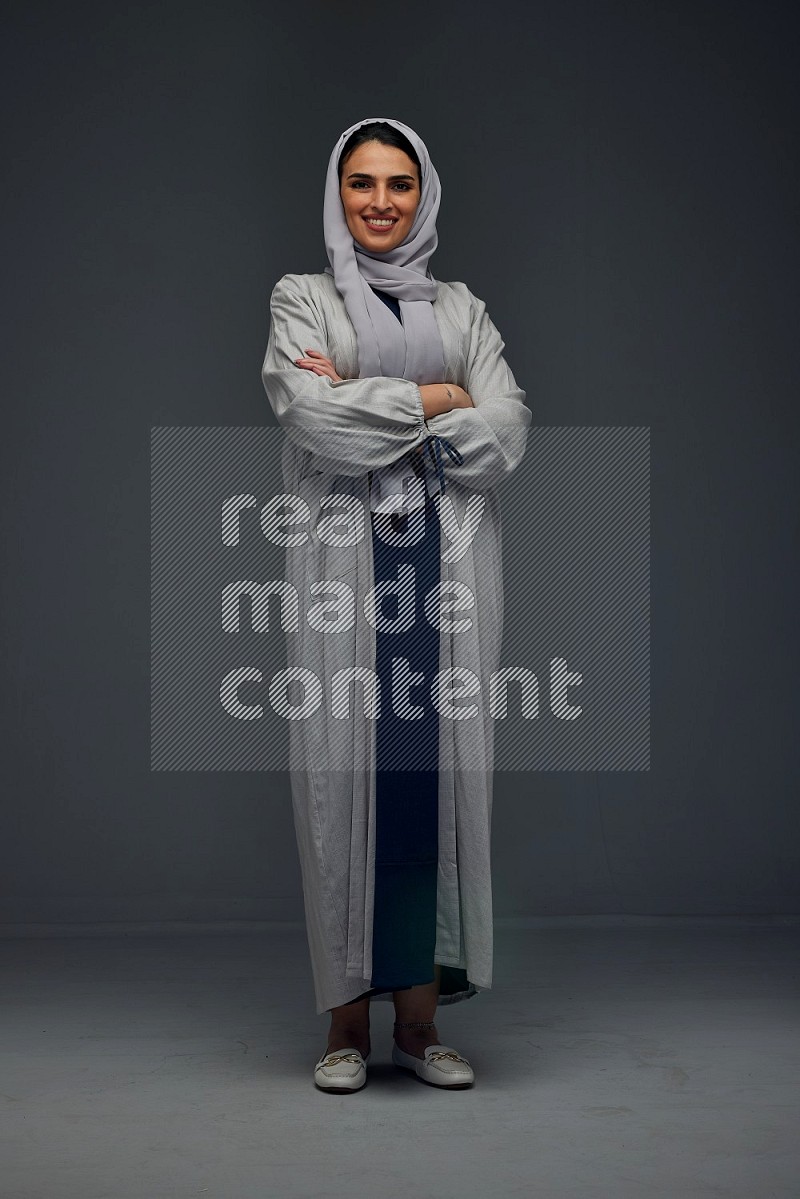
[260,123,531,1015]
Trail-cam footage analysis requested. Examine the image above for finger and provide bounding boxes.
[296,355,333,366]
[294,359,338,380]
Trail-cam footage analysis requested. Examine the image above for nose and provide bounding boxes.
[370,186,393,212]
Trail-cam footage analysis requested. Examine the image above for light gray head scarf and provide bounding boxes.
[323,116,446,385]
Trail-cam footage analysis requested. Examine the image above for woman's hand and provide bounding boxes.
[294,348,343,383]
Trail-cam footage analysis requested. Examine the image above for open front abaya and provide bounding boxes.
[260,269,531,1014]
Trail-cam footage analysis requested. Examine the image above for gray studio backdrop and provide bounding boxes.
[2,0,797,926]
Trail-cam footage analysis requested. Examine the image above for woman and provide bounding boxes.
[261,117,531,1091]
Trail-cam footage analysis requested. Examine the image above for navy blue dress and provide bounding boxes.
[346,286,440,1002]
[343,287,472,1008]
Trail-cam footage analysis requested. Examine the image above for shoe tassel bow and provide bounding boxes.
[319,1052,364,1067]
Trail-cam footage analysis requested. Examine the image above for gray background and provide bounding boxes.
[2,0,797,925]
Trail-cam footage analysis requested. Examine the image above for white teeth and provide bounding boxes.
[365,218,396,226]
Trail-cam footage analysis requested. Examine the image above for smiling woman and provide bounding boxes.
[338,139,421,253]
[260,116,531,1092]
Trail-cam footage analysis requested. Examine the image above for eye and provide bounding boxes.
[348,181,413,191]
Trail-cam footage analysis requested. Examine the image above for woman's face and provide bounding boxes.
[339,140,421,253]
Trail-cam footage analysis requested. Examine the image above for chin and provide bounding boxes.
[349,225,404,253]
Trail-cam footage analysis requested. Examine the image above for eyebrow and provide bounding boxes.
[345,172,417,181]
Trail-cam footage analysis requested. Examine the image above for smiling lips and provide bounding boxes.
[363,217,398,232]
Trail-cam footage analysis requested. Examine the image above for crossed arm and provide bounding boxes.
[260,273,531,488]
[292,349,473,421]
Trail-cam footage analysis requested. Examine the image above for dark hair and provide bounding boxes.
[337,121,422,187]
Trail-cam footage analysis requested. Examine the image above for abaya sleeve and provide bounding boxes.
[420,285,531,490]
[261,273,429,475]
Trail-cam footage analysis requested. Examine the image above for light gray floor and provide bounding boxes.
[2,921,798,1199]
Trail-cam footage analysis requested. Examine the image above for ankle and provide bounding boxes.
[327,1023,370,1052]
[393,1020,439,1058]
[393,1021,438,1042]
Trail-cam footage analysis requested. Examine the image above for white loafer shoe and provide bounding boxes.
[313,1047,370,1093]
[392,1042,475,1088]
